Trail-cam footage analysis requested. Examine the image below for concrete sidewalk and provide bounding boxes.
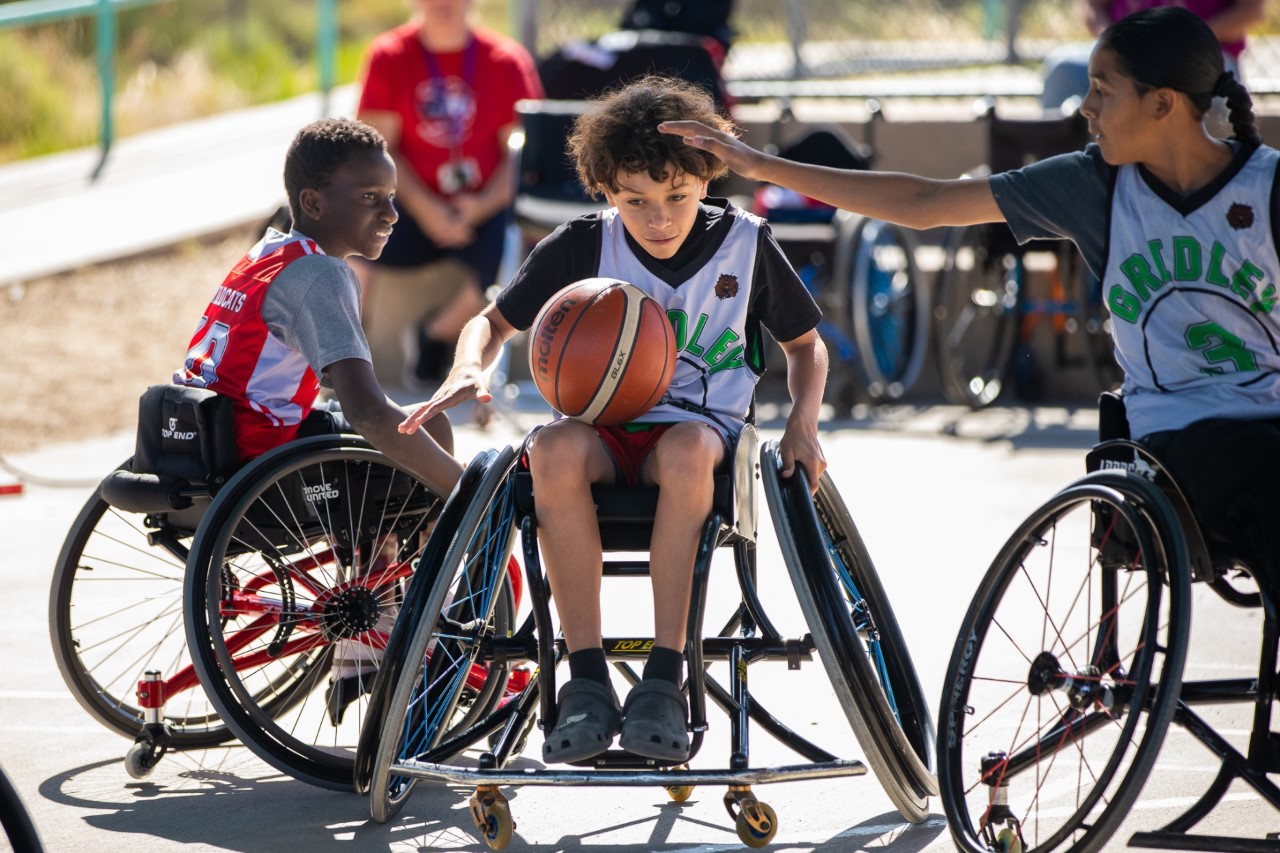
[0,86,356,286]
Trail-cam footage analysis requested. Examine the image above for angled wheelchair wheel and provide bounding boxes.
[185,436,449,790]
[49,466,229,747]
[761,442,935,823]
[842,216,929,402]
[0,766,42,853]
[932,224,1021,408]
[369,447,521,823]
[353,449,516,795]
[937,471,1191,853]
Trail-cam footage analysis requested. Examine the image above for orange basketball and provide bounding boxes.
[528,278,676,425]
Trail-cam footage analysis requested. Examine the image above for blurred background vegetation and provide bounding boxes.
[3,0,1279,164]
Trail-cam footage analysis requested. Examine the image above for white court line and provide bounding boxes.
[1,724,112,734]
[0,690,75,700]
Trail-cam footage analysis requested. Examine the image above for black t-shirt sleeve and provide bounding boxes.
[748,222,822,342]
[494,218,601,330]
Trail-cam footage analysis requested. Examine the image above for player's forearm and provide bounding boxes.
[346,398,463,496]
[783,335,829,428]
[753,159,1002,231]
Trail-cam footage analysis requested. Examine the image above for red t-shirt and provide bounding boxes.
[1108,0,1246,57]
[357,24,544,195]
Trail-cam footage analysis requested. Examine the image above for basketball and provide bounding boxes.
[528,278,676,425]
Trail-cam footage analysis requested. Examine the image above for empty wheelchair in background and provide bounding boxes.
[49,383,509,789]
[932,102,1121,408]
[937,392,1280,852]
[755,108,929,407]
[354,426,936,849]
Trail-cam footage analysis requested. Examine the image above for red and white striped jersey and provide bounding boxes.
[175,230,323,460]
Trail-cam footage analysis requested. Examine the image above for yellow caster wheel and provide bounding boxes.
[664,764,694,803]
[996,828,1023,853]
[469,787,515,851]
[735,800,777,848]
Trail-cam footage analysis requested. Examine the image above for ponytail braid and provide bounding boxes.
[1217,72,1262,146]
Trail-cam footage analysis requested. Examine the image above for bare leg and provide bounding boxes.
[423,276,487,345]
[641,422,724,650]
[526,420,615,652]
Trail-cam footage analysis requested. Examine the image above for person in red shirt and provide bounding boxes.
[355,0,544,381]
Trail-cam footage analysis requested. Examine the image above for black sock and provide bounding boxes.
[567,647,610,686]
[642,645,684,685]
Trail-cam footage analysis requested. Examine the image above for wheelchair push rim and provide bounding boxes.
[937,471,1191,853]
[185,438,445,790]
[761,441,935,824]
[368,446,521,823]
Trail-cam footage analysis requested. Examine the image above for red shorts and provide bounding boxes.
[594,423,675,486]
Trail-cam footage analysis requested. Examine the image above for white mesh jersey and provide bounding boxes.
[1109,145,1280,439]
[596,206,765,437]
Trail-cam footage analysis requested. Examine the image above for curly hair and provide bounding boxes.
[283,118,387,220]
[567,75,736,197]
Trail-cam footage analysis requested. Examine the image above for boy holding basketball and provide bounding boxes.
[400,76,828,763]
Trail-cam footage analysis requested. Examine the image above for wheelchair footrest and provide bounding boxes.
[1129,831,1280,851]
[390,758,866,787]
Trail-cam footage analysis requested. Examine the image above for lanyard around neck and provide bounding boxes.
[420,35,477,154]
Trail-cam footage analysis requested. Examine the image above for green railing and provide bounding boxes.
[0,0,339,171]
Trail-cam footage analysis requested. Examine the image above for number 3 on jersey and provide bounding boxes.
[1186,320,1258,376]
[181,317,231,387]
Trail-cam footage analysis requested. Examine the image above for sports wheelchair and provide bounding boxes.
[353,424,937,849]
[937,391,1280,852]
[932,102,1121,409]
[49,383,487,789]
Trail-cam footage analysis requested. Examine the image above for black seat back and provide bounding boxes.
[99,384,237,515]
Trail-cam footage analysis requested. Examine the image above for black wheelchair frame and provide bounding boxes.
[355,427,936,850]
[937,392,1280,852]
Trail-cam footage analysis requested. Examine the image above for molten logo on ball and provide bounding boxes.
[528,278,676,425]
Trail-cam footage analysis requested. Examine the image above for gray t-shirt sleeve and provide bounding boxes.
[988,143,1115,278]
[261,253,371,381]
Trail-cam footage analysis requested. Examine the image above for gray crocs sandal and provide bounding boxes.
[618,679,690,762]
[542,678,622,764]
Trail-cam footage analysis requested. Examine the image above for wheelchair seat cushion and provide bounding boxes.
[131,384,237,486]
[542,678,622,764]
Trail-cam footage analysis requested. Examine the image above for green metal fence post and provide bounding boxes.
[95,0,115,170]
[317,0,335,116]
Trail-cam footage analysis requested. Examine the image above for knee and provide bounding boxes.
[650,424,721,488]
[528,422,599,486]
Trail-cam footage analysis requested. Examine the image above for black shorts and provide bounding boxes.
[373,206,509,290]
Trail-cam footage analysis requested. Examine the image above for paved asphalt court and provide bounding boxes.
[3,397,1279,851]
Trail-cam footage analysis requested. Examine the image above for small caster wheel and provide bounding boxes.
[996,828,1024,853]
[735,800,777,848]
[469,787,514,851]
[664,764,694,802]
[124,741,156,780]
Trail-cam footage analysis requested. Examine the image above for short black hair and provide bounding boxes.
[283,118,387,221]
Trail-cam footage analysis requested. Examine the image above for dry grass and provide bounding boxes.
[0,225,259,455]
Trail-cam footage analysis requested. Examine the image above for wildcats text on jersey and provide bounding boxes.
[1108,235,1277,322]
[211,284,249,313]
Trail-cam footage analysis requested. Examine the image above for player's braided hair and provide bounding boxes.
[1100,6,1261,146]
[283,118,388,221]
[568,75,736,197]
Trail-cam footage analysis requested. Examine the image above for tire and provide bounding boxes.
[184,437,447,790]
[761,441,934,824]
[49,466,230,747]
[843,216,929,402]
[937,471,1191,853]
[932,224,1021,408]
[353,449,513,795]
[0,766,42,853]
[369,447,521,823]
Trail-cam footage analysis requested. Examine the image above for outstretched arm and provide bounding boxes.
[399,302,518,432]
[326,358,463,497]
[659,120,1006,231]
